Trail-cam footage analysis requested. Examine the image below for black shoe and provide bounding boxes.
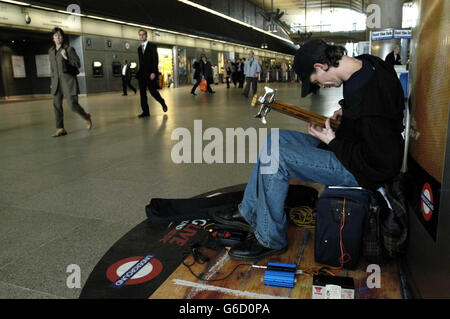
[209,91,216,94]
[211,208,253,232]
[191,92,197,96]
[242,93,248,98]
[162,103,168,112]
[138,113,150,118]
[122,94,128,96]
[228,235,288,261]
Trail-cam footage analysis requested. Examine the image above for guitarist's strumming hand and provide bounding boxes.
[308,118,335,145]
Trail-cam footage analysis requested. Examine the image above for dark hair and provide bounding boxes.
[317,45,347,68]
[52,27,65,40]
[139,29,147,35]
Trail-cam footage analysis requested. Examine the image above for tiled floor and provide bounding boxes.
[0,82,343,298]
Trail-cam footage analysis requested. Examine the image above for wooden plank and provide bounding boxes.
[150,248,226,299]
[150,223,404,299]
[236,224,307,299]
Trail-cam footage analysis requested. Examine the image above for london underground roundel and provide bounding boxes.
[421,183,434,222]
[106,255,163,287]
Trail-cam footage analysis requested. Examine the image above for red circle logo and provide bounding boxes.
[421,183,434,222]
[106,256,163,286]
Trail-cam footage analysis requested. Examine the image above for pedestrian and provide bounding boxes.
[224,58,232,88]
[49,27,92,137]
[136,29,168,118]
[242,51,261,98]
[191,55,215,95]
[121,59,137,96]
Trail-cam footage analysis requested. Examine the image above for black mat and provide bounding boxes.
[79,185,246,299]
[79,184,317,299]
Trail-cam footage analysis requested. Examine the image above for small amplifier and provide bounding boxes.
[263,262,297,288]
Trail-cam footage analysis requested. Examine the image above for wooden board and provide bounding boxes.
[150,222,404,299]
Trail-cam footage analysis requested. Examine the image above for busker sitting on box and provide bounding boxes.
[212,39,405,261]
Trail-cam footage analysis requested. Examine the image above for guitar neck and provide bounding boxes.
[252,95,340,130]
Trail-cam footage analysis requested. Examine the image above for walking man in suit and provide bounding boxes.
[136,29,168,118]
[121,59,136,96]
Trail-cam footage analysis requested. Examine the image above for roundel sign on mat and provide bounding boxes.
[106,255,163,288]
[79,184,246,299]
[421,183,434,222]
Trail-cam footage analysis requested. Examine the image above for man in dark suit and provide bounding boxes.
[136,29,168,118]
[385,45,402,67]
[121,59,136,96]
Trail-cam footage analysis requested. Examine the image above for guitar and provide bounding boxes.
[251,87,340,130]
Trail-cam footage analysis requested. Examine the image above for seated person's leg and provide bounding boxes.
[223,130,359,260]
[238,130,323,224]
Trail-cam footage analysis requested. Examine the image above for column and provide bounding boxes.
[368,0,404,60]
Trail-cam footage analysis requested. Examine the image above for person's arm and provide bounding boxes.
[326,116,403,180]
[255,60,261,77]
[64,47,81,68]
[150,44,159,79]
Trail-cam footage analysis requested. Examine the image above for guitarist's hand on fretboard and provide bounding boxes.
[308,119,336,145]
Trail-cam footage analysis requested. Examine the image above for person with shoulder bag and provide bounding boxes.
[49,27,92,137]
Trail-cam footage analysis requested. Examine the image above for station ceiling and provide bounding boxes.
[248,0,365,25]
[25,0,298,55]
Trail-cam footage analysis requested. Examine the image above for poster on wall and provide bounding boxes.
[407,0,449,241]
[177,48,187,76]
[35,54,51,77]
[11,55,26,78]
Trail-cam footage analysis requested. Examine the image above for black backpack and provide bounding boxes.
[363,174,409,264]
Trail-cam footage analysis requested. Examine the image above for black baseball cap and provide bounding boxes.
[294,39,328,97]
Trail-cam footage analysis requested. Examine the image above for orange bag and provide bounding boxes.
[200,79,207,92]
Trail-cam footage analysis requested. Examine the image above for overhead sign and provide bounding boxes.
[394,29,412,39]
[371,29,394,40]
[371,29,412,41]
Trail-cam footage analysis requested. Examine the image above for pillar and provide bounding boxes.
[368,0,404,60]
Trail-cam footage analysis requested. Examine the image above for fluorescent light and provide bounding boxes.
[178,0,294,45]
[0,0,30,6]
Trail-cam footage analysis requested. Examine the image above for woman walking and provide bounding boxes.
[191,55,215,95]
[224,58,232,88]
[49,27,92,137]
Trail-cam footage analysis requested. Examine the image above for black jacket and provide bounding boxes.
[193,61,201,81]
[385,51,402,66]
[199,60,213,82]
[324,54,405,190]
[136,42,159,81]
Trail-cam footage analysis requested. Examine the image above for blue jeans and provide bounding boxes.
[238,130,359,249]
